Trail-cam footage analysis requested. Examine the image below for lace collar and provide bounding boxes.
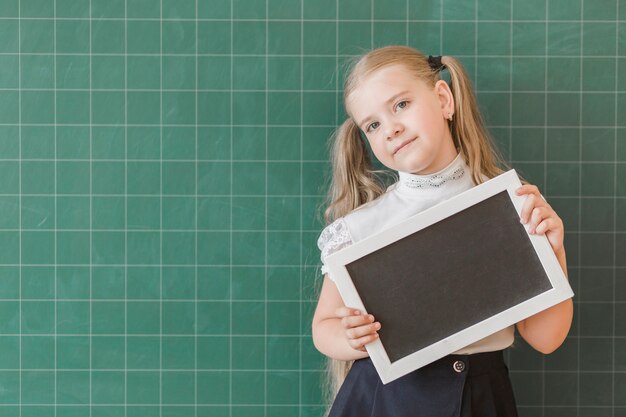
[396,153,468,192]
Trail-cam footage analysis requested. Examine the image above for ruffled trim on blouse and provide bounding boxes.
[317,217,354,275]
[396,153,467,193]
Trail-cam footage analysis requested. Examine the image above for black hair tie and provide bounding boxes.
[428,55,444,71]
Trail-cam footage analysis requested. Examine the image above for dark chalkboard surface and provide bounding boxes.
[345,191,552,363]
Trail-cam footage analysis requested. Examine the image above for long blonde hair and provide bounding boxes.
[320,45,511,412]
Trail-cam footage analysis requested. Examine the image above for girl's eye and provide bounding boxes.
[395,100,408,110]
[367,121,380,132]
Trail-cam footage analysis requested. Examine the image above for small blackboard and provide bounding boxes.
[325,170,573,384]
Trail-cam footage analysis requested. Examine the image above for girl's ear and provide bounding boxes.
[434,79,455,120]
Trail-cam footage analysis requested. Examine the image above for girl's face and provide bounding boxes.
[347,65,458,175]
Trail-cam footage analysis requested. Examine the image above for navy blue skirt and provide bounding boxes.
[328,350,518,417]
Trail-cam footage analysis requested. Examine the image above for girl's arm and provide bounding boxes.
[312,275,381,361]
[515,185,574,354]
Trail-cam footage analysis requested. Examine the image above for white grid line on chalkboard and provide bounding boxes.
[89,0,93,414]
[0,85,621,93]
[2,122,626,129]
[405,0,409,46]
[229,0,234,413]
[2,158,625,164]
[440,0,443,56]
[366,0,375,49]
[2,298,624,305]
[124,1,129,416]
[6,52,626,59]
[2,259,625,269]
[264,1,269,415]
[6,16,626,23]
[5,365,626,373]
[0,299,317,304]
[159,0,164,414]
[613,0,619,411]
[194,0,199,415]
[53,0,58,414]
[1,191,625,200]
[0,334,623,340]
[578,0,583,414]
[510,0,515,167]
[18,1,22,414]
[541,1,548,414]
[300,0,307,414]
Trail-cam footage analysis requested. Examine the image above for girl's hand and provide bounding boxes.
[516,184,564,254]
[335,307,381,352]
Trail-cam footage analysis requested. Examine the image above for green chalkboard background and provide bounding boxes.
[0,0,624,416]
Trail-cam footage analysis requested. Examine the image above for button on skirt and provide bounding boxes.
[328,350,518,417]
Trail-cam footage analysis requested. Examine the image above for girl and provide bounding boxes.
[311,46,573,417]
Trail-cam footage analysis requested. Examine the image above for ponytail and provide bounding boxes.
[441,56,509,184]
[319,118,388,414]
[321,359,353,416]
[323,118,387,224]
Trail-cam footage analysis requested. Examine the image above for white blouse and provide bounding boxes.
[317,153,514,354]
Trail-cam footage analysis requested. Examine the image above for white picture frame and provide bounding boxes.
[325,169,574,384]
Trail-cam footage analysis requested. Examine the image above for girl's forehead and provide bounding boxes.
[347,65,429,114]
[350,66,427,99]
[357,65,417,89]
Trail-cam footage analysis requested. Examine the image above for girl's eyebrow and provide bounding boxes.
[357,90,410,129]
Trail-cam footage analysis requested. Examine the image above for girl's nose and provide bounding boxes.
[385,121,404,140]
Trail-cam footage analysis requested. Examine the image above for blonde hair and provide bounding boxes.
[320,45,511,412]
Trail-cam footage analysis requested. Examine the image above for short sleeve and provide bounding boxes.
[317,217,354,276]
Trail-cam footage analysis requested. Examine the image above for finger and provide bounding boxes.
[515,184,540,196]
[520,193,537,224]
[516,184,548,207]
[346,321,381,340]
[348,332,379,351]
[335,306,362,319]
[528,206,557,234]
[528,206,547,233]
[341,314,375,330]
[520,195,552,225]
[535,217,562,235]
[536,217,565,252]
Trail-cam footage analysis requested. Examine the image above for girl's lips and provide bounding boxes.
[394,138,416,155]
